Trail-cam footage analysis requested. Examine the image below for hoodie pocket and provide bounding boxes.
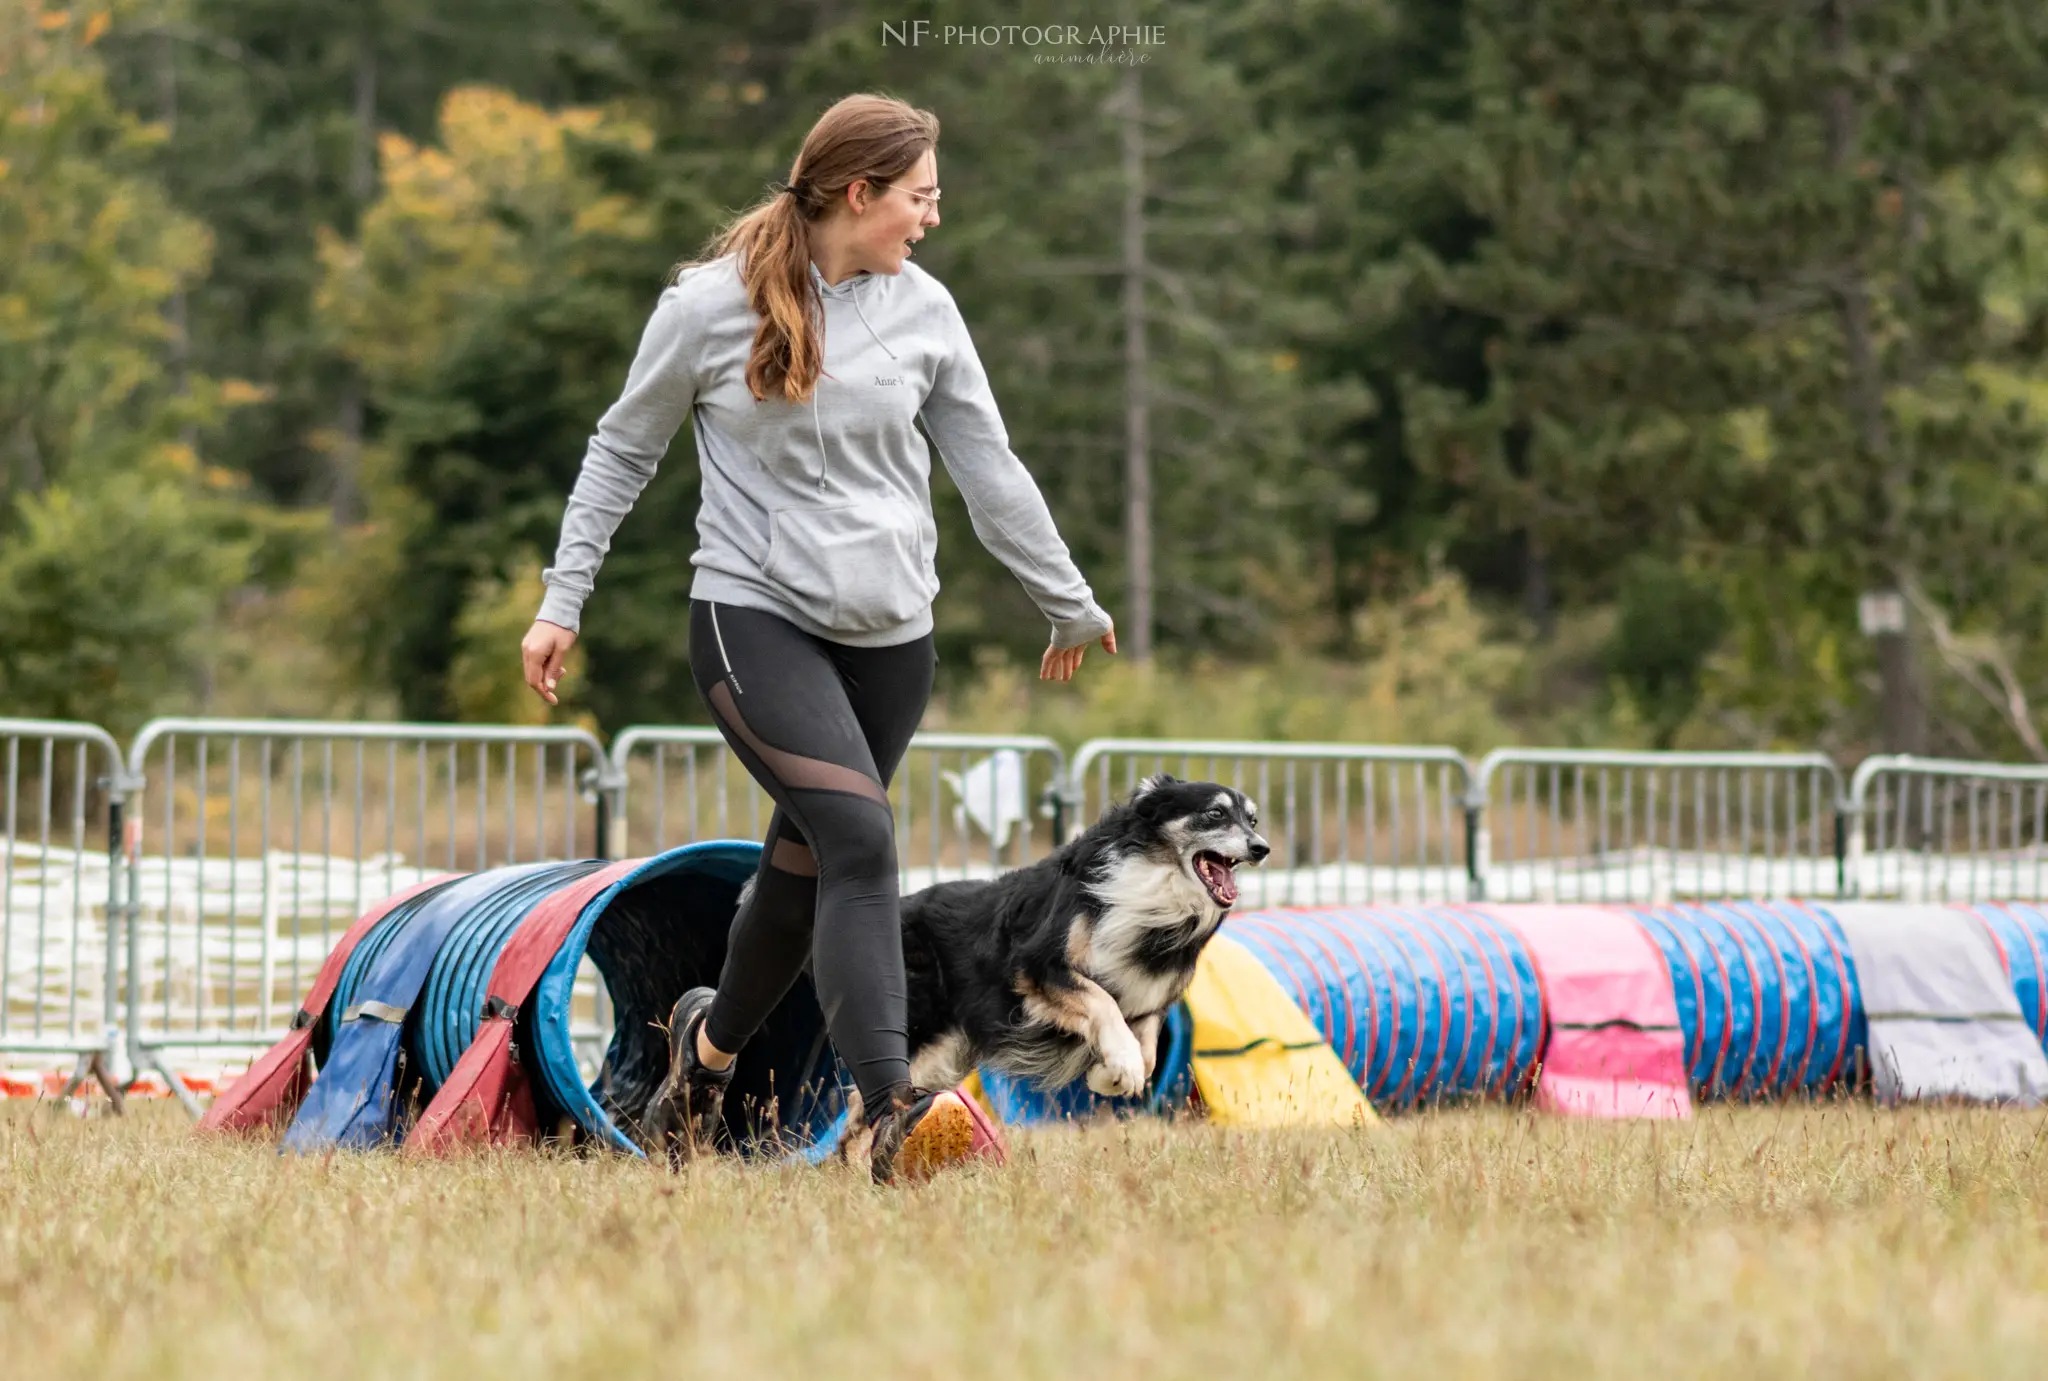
[763,499,938,633]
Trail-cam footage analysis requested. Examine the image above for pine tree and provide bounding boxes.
[1406,0,2048,752]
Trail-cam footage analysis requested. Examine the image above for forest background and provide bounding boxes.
[8,0,2048,763]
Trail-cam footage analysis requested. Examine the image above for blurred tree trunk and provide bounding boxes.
[1120,64,1153,662]
[331,5,379,528]
[1821,0,1924,753]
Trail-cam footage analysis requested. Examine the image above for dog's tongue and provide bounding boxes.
[1197,855,1239,906]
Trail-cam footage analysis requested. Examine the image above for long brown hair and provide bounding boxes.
[675,94,939,405]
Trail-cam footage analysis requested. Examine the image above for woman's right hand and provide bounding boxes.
[522,620,579,706]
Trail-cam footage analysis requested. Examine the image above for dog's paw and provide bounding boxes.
[1084,1062,1131,1098]
[1085,1043,1147,1099]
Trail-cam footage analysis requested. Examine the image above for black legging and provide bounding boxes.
[688,599,933,1112]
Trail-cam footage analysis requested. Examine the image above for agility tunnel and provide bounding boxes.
[1225,907,1548,1108]
[1626,902,1864,1100]
[208,880,2048,1151]
[1178,901,2047,1115]
[209,841,855,1158]
[993,900,2048,1124]
[1969,902,2048,1041]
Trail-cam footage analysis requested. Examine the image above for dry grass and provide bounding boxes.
[5,1103,2048,1379]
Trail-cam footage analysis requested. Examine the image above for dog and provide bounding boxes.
[892,772,1268,1104]
[649,773,1267,1161]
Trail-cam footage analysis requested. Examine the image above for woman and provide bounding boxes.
[521,94,1116,1182]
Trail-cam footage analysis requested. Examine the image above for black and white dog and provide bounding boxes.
[894,773,1268,1101]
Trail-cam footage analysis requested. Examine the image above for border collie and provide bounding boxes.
[892,773,1269,1104]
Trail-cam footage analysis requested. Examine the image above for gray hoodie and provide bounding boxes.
[537,255,1114,649]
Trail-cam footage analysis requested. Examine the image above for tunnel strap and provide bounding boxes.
[343,999,408,1025]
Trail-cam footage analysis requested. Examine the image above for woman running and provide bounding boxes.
[521,93,1116,1182]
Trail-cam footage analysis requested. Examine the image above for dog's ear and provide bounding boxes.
[1133,773,1178,800]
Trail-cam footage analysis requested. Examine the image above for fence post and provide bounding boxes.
[1464,778,1489,902]
[586,756,628,862]
[1835,796,1855,900]
[116,751,203,1120]
[122,762,143,1105]
[94,765,143,1109]
[1049,767,1078,846]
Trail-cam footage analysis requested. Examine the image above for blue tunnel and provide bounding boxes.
[1965,902,2048,1045]
[1224,907,1547,1108]
[1627,901,1865,1099]
[293,842,848,1157]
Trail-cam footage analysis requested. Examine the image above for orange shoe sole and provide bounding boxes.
[894,1090,986,1182]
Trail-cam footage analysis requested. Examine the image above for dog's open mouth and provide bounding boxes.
[1194,851,1240,907]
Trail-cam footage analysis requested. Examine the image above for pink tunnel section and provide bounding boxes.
[1475,904,1693,1120]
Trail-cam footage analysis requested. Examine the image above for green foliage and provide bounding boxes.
[312,87,691,725]
[0,1,216,501]
[1603,558,1730,748]
[934,568,1594,753]
[449,555,559,727]
[0,3,272,734]
[1402,0,2048,756]
[0,475,251,732]
[13,0,2048,753]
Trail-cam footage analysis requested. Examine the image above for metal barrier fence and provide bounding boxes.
[120,718,614,1111]
[1845,756,2048,900]
[16,711,2048,1113]
[606,725,1070,886]
[0,719,130,1105]
[1066,739,1478,904]
[1471,749,1846,902]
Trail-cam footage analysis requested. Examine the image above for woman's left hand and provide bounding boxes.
[1040,625,1117,682]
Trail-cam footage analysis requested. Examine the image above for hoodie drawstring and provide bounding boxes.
[850,286,899,361]
[812,390,828,490]
[810,273,898,490]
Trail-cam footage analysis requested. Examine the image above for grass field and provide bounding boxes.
[5,1102,2048,1379]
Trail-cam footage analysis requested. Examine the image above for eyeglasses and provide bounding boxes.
[882,182,942,210]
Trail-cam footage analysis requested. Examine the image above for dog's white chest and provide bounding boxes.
[1089,855,1213,931]
[1086,855,1222,1018]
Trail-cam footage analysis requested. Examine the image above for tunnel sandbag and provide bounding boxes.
[977,1003,1195,1124]
[1478,904,1691,1119]
[284,862,583,1153]
[1965,902,2048,1045]
[528,841,848,1158]
[1225,907,1545,1107]
[1628,902,1863,1099]
[1825,903,2048,1104]
[199,874,463,1134]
